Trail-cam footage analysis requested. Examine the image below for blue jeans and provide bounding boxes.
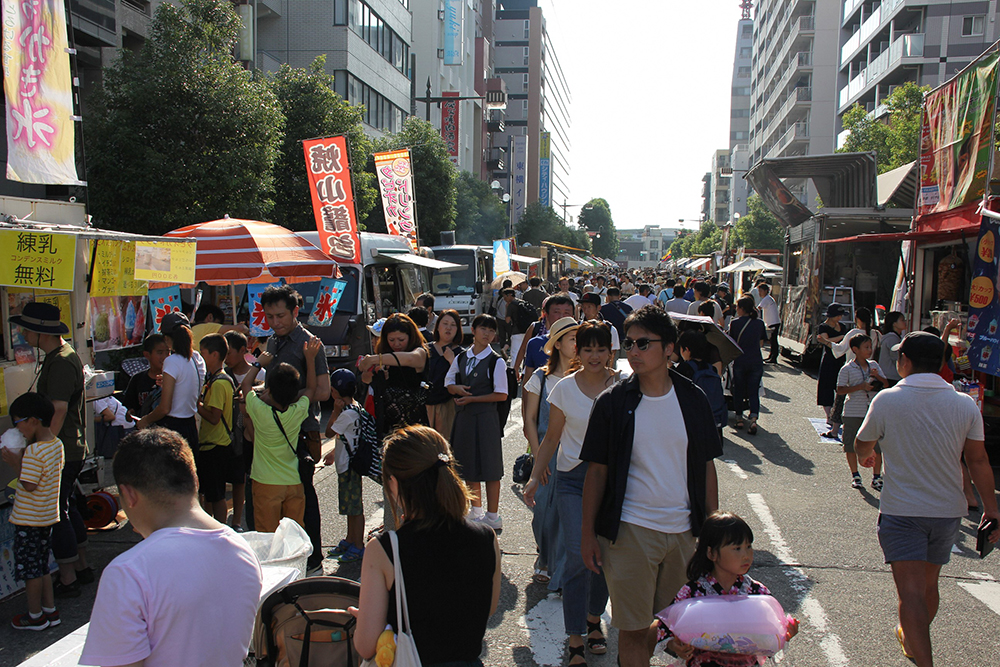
[531,455,564,591]
[556,463,609,636]
[732,364,763,419]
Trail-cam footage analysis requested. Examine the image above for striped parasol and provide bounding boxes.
[164,217,339,285]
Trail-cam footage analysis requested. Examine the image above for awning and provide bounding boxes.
[376,249,466,270]
[877,161,917,208]
[0,220,196,245]
[481,247,542,265]
[686,257,712,271]
[818,222,981,244]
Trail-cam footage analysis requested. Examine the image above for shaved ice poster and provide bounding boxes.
[90,295,147,351]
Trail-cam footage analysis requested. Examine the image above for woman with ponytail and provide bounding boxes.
[353,426,501,666]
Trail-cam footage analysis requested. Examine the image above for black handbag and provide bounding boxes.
[272,407,315,482]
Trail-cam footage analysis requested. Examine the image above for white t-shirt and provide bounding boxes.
[664,297,690,315]
[624,294,654,311]
[80,526,262,667]
[687,299,723,324]
[330,405,361,475]
[93,396,132,428]
[837,359,884,418]
[523,369,565,397]
[546,372,601,472]
[620,387,690,533]
[832,327,881,364]
[162,351,206,418]
[758,294,780,327]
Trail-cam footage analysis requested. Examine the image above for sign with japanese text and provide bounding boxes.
[248,282,279,337]
[538,131,551,208]
[441,92,459,164]
[444,0,464,66]
[0,229,75,291]
[918,50,999,215]
[510,135,528,231]
[1,0,80,185]
[304,136,362,264]
[148,286,181,334]
[133,241,196,284]
[307,278,348,327]
[90,295,146,351]
[90,240,147,297]
[967,217,1000,374]
[374,148,419,251]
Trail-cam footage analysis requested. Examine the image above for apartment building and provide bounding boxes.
[710,149,733,225]
[729,10,753,221]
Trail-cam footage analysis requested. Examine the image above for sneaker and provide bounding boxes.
[851,475,863,489]
[44,609,60,627]
[305,562,324,577]
[11,613,49,631]
[75,567,95,585]
[329,540,351,558]
[338,544,365,563]
[481,513,503,533]
[52,579,81,599]
[872,477,884,491]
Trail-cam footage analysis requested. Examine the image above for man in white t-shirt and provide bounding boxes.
[580,307,721,667]
[686,282,723,326]
[855,332,998,667]
[80,428,262,667]
[623,284,655,311]
[757,283,781,363]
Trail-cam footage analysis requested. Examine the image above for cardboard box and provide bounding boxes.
[84,370,116,399]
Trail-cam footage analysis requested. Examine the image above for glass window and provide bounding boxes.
[430,249,478,295]
[349,0,360,34]
[963,15,985,36]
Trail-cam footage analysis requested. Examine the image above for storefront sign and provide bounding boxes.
[1,0,81,185]
[374,149,419,250]
[538,131,551,208]
[967,217,1000,374]
[0,229,75,290]
[307,278,348,327]
[133,241,196,284]
[248,282,279,337]
[91,240,147,297]
[510,135,528,231]
[304,136,362,264]
[444,0,464,66]
[441,92,459,164]
[918,50,1000,215]
[148,286,181,334]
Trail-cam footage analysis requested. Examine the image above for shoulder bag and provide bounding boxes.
[271,406,314,483]
[360,530,422,667]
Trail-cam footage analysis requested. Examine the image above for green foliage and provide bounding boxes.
[515,203,591,251]
[268,58,377,231]
[839,81,927,173]
[669,219,722,258]
[86,0,283,235]
[731,195,785,250]
[453,172,508,245]
[577,198,619,259]
[364,117,456,245]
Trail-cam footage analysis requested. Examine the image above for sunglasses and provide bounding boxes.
[12,416,28,425]
[622,337,663,352]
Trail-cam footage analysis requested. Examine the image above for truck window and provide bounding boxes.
[431,248,477,295]
[295,267,361,318]
[399,266,427,306]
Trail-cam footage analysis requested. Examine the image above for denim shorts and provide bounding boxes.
[877,514,961,565]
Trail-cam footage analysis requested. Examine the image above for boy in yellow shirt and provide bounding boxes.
[2,392,64,631]
[197,333,236,523]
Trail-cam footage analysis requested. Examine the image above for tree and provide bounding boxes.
[269,58,377,231]
[731,195,784,250]
[515,202,591,251]
[363,117,456,245]
[86,0,283,235]
[577,198,619,259]
[669,219,722,258]
[839,81,927,173]
[453,172,508,245]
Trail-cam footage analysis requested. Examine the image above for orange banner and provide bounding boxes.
[304,136,361,264]
[373,148,418,251]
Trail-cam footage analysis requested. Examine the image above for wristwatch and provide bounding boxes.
[251,361,263,369]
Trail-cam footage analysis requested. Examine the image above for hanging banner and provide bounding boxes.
[90,295,146,351]
[1,0,81,185]
[91,240,147,297]
[968,217,1000,374]
[148,286,182,334]
[248,282,280,338]
[374,148,419,250]
[0,229,75,291]
[307,278,349,327]
[493,239,511,278]
[441,92,459,164]
[444,0,464,66]
[133,241,197,284]
[538,131,551,208]
[304,136,362,264]
[918,50,1000,215]
[510,135,529,231]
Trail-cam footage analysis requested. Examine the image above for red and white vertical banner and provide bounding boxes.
[2,0,81,185]
[441,91,459,166]
[303,136,362,264]
[374,148,419,250]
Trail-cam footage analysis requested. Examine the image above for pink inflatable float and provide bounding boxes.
[656,595,793,657]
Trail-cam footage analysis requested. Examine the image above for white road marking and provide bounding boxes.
[724,459,749,480]
[957,576,1000,617]
[520,593,567,666]
[747,493,850,667]
[807,417,841,444]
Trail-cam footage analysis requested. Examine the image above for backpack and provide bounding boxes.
[510,298,539,334]
[347,406,383,485]
[204,369,242,456]
[690,362,727,429]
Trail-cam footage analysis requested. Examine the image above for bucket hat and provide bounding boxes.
[9,302,68,335]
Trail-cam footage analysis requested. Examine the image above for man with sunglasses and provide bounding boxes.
[579,306,722,667]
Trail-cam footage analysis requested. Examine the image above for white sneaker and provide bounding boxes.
[481,513,503,533]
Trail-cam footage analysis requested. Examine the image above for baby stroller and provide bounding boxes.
[253,576,362,667]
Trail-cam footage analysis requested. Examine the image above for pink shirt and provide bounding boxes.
[80,526,262,667]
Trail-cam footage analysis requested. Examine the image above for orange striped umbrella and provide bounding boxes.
[164,217,339,285]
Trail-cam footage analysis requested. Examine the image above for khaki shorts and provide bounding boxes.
[253,482,305,533]
[599,522,695,631]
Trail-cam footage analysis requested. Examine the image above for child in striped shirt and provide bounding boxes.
[2,392,65,631]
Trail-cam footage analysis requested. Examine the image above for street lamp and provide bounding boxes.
[561,200,593,224]
[491,180,512,235]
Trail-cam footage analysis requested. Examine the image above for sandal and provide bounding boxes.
[734,419,745,430]
[895,625,915,661]
[568,643,587,666]
[747,420,758,436]
[587,619,607,654]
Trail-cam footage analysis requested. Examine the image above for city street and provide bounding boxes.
[3,358,1000,666]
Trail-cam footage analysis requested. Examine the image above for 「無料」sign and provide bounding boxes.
[0,229,76,291]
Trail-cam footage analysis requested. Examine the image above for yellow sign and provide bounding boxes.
[133,241,197,284]
[90,240,148,297]
[0,229,76,291]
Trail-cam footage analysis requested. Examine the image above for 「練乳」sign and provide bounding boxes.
[374,149,419,251]
[304,136,362,264]
[133,241,197,284]
[0,229,75,291]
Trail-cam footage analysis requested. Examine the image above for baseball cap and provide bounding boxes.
[826,303,845,318]
[160,311,191,337]
[891,331,945,367]
[580,292,601,307]
[330,368,358,398]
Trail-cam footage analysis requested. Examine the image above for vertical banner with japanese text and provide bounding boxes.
[967,217,1000,374]
[248,282,280,337]
[444,0,464,66]
[0,229,75,291]
[148,286,182,334]
[304,136,362,264]
[441,91,460,165]
[307,278,349,327]
[510,135,529,231]
[374,149,419,250]
[538,131,551,208]
[90,240,148,297]
[1,0,81,185]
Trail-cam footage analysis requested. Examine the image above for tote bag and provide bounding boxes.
[361,531,422,667]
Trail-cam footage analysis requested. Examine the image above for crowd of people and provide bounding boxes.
[2,264,998,667]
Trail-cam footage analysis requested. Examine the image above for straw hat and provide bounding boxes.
[543,317,580,356]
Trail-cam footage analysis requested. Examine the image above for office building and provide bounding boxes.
[728,7,753,220]
[838,0,1000,147]
[709,149,733,225]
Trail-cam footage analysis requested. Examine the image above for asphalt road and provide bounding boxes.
[3,359,1000,666]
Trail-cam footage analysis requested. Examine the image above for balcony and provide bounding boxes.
[841,0,908,65]
[766,122,810,159]
[778,86,812,121]
[843,0,864,25]
[838,33,924,110]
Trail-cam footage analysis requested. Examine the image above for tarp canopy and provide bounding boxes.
[481,246,542,265]
[686,257,712,271]
[877,161,918,208]
[717,257,783,273]
[375,249,465,270]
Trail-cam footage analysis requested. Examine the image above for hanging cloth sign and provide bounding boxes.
[148,286,182,334]
[248,282,280,337]
[307,278,348,327]
[374,149,419,250]
[304,136,362,264]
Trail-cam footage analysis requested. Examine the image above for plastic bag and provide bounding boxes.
[240,517,313,577]
[656,595,790,657]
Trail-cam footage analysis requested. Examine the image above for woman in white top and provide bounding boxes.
[879,311,906,385]
[135,312,206,452]
[830,306,882,365]
[523,319,619,666]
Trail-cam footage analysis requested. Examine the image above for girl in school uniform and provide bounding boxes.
[446,314,508,532]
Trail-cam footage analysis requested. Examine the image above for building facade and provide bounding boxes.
[709,149,733,225]
[729,13,753,221]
